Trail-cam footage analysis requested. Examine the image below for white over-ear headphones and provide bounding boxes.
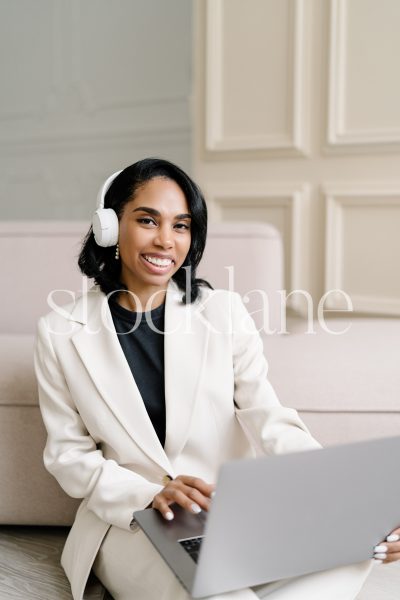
[92,170,123,247]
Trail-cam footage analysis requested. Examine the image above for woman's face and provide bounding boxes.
[117,176,192,305]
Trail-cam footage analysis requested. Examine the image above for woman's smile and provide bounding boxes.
[140,253,175,274]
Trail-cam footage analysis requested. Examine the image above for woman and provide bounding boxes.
[34,158,399,600]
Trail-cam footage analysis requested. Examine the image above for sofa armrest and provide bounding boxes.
[0,334,79,525]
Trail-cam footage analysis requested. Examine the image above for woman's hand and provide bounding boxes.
[374,527,400,564]
[152,475,215,520]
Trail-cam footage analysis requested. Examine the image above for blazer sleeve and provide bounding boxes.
[34,317,163,531]
[231,292,321,455]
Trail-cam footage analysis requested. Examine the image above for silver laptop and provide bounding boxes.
[134,435,400,598]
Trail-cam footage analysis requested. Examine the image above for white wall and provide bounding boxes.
[0,0,192,220]
[193,0,400,316]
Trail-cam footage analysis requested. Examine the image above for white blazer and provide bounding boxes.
[34,279,320,600]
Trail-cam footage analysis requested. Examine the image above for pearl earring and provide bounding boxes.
[115,243,120,260]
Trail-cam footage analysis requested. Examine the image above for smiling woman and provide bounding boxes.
[34,158,377,600]
[78,158,212,311]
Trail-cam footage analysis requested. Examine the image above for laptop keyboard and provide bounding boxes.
[179,536,204,563]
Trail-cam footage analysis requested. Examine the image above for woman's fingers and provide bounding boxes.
[183,484,211,511]
[171,475,214,510]
[152,475,215,520]
[165,485,204,513]
[386,526,400,542]
[374,530,400,564]
[153,486,200,517]
[151,494,175,521]
[374,551,400,565]
[177,475,215,498]
[384,551,400,564]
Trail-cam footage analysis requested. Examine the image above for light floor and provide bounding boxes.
[0,527,399,600]
[0,527,106,600]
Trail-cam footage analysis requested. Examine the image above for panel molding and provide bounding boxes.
[205,182,309,304]
[324,183,400,314]
[205,0,309,155]
[327,0,400,151]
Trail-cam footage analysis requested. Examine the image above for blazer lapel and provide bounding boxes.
[69,285,172,474]
[164,281,210,460]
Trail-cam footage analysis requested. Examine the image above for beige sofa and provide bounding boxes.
[0,221,284,525]
[0,221,399,598]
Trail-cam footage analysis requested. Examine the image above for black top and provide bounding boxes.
[108,297,166,447]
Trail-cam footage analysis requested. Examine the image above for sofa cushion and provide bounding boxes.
[264,317,400,447]
[265,318,400,412]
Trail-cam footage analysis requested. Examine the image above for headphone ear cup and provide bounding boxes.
[92,208,119,247]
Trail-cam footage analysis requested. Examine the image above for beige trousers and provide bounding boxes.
[92,526,373,600]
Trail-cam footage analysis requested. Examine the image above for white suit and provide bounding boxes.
[34,280,371,600]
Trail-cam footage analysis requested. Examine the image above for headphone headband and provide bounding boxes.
[96,170,123,210]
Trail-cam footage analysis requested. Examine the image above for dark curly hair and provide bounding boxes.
[78,157,213,304]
